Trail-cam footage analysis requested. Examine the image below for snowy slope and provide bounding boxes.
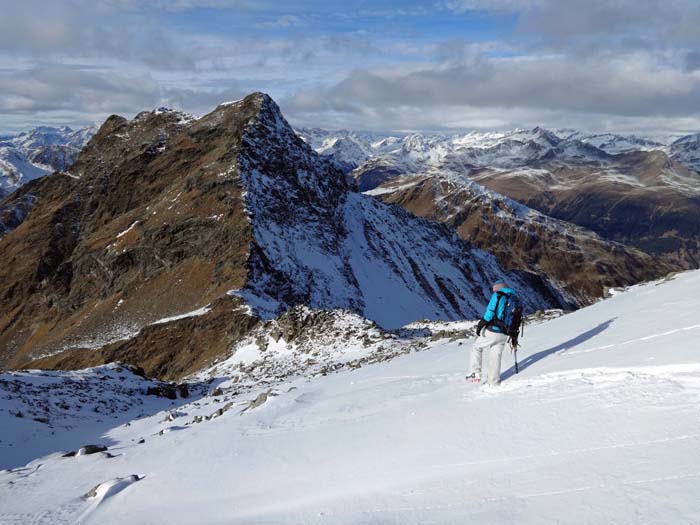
[671,133,700,173]
[1,270,699,523]
[304,126,700,185]
[233,95,563,328]
[0,364,191,471]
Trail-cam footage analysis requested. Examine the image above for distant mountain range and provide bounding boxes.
[297,126,700,176]
[0,125,97,198]
[298,126,700,272]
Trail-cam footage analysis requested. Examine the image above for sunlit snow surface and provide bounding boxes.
[1,271,700,523]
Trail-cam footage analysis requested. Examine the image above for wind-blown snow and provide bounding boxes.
[1,271,699,523]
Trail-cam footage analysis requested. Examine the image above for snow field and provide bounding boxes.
[0,271,699,523]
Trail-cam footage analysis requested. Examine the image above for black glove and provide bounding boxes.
[510,333,519,349]
[476,319,487,336]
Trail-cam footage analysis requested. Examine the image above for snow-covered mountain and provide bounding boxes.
[369,170,671,304]
[0,125,97,196]
[670,133,700,173]
[564,131,666,153]
[0,93,564,376]
[305,126,700,268]
[296,128,382,173]
[1,268,698,523]
[298,126,700,179]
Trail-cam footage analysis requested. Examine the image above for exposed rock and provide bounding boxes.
[146,384,178,400]
[177,383,189,398]
[242,390,275,413]
[63,444,108,457]
[210,401,234,419]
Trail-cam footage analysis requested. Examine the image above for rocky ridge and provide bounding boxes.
[304,127,697,281]
[0,93,563,378]
[370,172,673,303]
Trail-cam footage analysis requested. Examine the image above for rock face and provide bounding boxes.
[0,93,563,377]
[232,95,566,326]
[0,102,254,373]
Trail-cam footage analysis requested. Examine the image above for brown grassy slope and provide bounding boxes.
[378,176,672,304]
[0,96,267,370]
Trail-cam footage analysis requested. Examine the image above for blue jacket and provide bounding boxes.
[483,287,516,333]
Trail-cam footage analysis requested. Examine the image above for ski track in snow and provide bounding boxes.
[562,323,700,356]
[1,271,700,523]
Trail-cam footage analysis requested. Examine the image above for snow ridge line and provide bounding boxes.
[563,323,700,356]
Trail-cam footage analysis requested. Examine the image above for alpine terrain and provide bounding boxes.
[1,268,698,523]
[298,127,697,300]
[0,93,563,378]
[0,125,96,199]
[4,1,700,523]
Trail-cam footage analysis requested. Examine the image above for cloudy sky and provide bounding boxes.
[2,0,700,134]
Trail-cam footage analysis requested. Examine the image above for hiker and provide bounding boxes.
[466,280,522,385]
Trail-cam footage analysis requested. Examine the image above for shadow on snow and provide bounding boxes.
[501,318,617,381]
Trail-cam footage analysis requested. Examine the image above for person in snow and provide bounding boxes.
[466,280,520,385]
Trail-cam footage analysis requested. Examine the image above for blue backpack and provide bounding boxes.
[493,291,524,338]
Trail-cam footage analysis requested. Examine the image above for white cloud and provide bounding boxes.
[2,0,700,135]
[282,50,700,132]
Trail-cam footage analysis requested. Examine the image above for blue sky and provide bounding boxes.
[2,0,700,134]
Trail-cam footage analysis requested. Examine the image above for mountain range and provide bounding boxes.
[0,95,697,378]
[1,93,699,522]
[297,126,700,175]
[0,94,563,377]
[0,125,97,199]
[298,126,699,301]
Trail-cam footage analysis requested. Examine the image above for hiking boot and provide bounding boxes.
[465,373,481,383]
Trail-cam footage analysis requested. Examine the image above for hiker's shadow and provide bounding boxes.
[501,318,616,381]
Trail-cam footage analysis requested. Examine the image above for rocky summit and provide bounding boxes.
[0,93,564,378]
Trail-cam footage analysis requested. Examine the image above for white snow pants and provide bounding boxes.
[471,330,509,385]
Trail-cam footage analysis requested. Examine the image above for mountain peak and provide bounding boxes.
[217,91,276,112]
